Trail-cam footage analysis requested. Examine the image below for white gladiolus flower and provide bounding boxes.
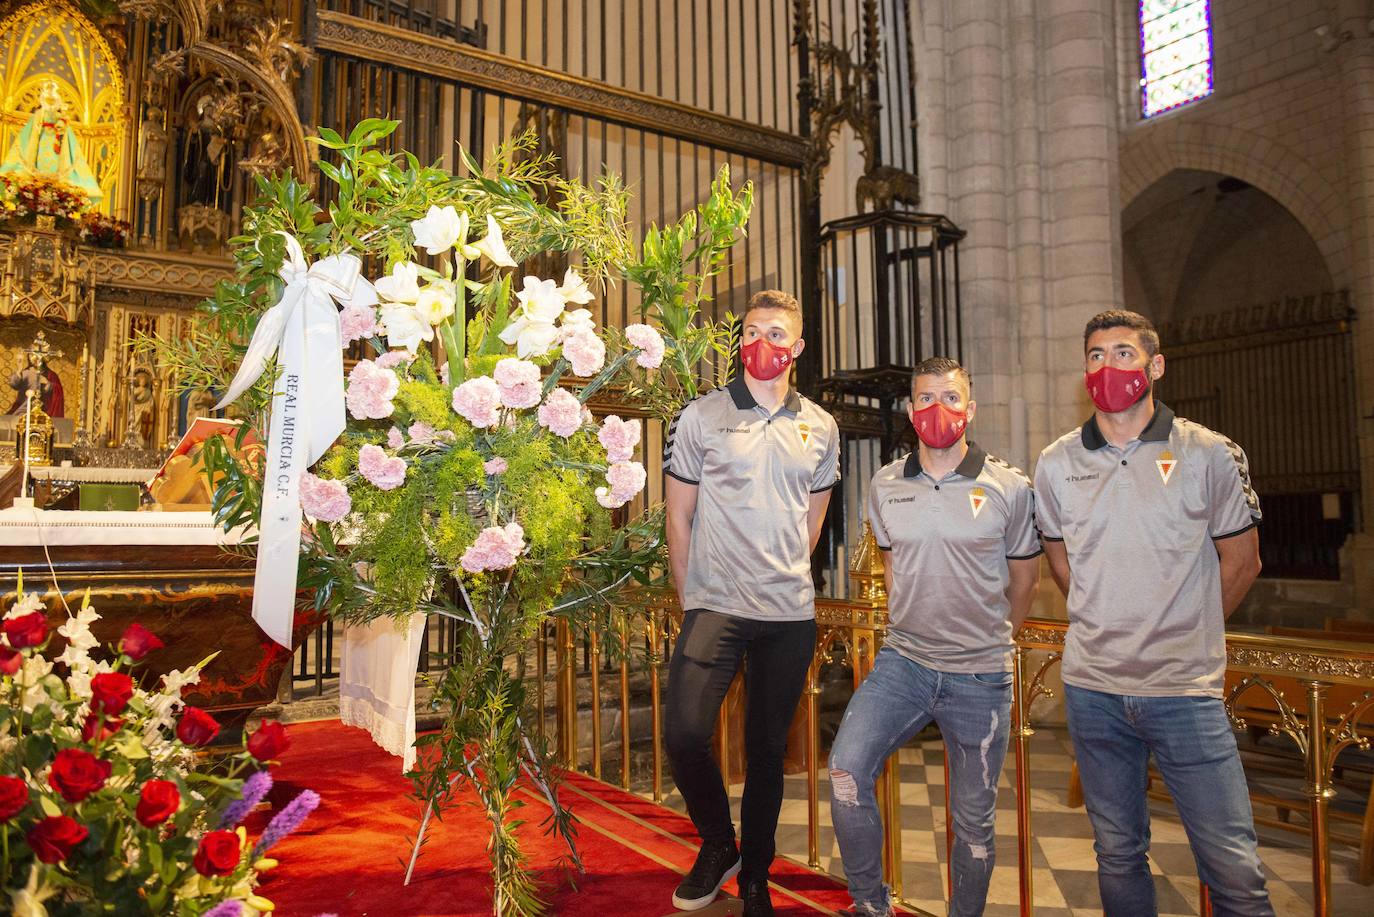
[414,282,456,326]
[375,261,422,303]
[558,267,594,305]
[410,205,467,255]
[462,215,517,268]
[379,303,435,353]
[499,319,561,358]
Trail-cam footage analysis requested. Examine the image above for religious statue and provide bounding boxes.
[5,331,64,417]
[0,80,102,204]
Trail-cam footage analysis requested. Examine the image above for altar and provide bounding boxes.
[0,505,321,735]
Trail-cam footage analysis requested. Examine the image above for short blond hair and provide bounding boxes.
[745,290,802,328]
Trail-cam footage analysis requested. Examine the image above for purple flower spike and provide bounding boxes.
[253,789,320,857]
[203,902,243,917]
[219,770,274,828]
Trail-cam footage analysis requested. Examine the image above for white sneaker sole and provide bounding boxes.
[671,859,741,911]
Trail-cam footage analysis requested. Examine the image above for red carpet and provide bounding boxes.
[253,719,859,916]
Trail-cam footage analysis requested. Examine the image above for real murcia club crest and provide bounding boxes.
[797,421,811,446]
[1156,450,1177,486]
[969,486,988,519]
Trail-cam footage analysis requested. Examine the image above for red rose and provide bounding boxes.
[48,748,112,803]
[90,672,134,716]
[3,611,47,649]
[136,779,180,827]
[0,646,20,675]
[26,815,88,863]
[0,775,28,821]
[176,707,220,747]
[193,829,241,876]
[119,623,164,661]
[246,722,289,762]
[81,712,123,743]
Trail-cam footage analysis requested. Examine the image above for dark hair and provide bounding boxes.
[912,356,971,393]
[1083,310,1160,357]
[745,289,802,324]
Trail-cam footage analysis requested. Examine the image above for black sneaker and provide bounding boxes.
[741,878,774,917]
[671,839,740,910]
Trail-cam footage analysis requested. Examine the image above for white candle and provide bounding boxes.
[20,389,32,498]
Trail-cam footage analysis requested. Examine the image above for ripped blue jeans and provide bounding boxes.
[828,646,1012,917]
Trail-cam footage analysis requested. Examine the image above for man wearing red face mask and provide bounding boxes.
[662,289,840,916]
[829,357,1040,917]
[1035,311,1272,916]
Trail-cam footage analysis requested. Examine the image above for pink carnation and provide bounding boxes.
[452,376,502,428]
[562,328,606,377]
[408,421,437,445]
[493,358,542,410]
[597,415,641,463]
[484,457,508,475]
[375,350,411,370]
[339,303,378,345]
[607,461,643,505]
[537,388,584,438]
[459,522,526,573]
[299,473,351,522]
[358,444,407,490]
[625,323,665,369]
[346,360,400,420]
[386,427,405,449]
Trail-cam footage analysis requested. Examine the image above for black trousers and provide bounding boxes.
[663,609,817,883]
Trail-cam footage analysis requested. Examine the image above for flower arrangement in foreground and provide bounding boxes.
[153,120,751,915]
[0,578,316,916]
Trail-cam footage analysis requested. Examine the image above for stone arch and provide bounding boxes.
[1120,121,1349,286]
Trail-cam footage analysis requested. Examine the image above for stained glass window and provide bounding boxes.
[1140,1,1214,118]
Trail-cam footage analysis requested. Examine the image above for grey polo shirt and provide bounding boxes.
[868,444,1041,673]
[664,375,841,621]
[1034,404,1261,698]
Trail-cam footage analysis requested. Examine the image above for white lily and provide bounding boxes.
[461,214,517,268]
[498,318,561,358]
[513,276,567,323]
[378,303,436,353]
[410,206,468,255]
[375,261,422,303]
[558,267,595,305]
[414,281,456,326]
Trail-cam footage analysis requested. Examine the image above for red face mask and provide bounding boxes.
[741,338,796,381]
[1084,366,1150,413]
[911,402,968,450]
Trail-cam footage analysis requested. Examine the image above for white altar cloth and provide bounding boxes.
[339,614,426,772]
[27,466,160,484]
[0,507,250,546]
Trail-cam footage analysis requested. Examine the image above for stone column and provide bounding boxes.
[1336,0,1374,617]
[1034,0,1124,448]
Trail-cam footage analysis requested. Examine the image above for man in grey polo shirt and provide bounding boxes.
[1035,310,1272,916]
[829,357,1041,917]
[662,289,840,916]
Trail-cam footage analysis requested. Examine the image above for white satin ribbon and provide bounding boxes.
[215,233,377,647]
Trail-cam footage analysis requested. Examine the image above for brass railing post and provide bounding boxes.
[536,621,548,743]
[648,609,665,803]
[1306,680,1332,915]
[1012,644,1035,916]
[620,616,632,790]
[555,617,577,766]
[589,629,602,779]
[806,655,822,868]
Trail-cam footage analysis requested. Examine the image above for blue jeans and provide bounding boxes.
[829,647,1012,917]
[1064,685,1275,917]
